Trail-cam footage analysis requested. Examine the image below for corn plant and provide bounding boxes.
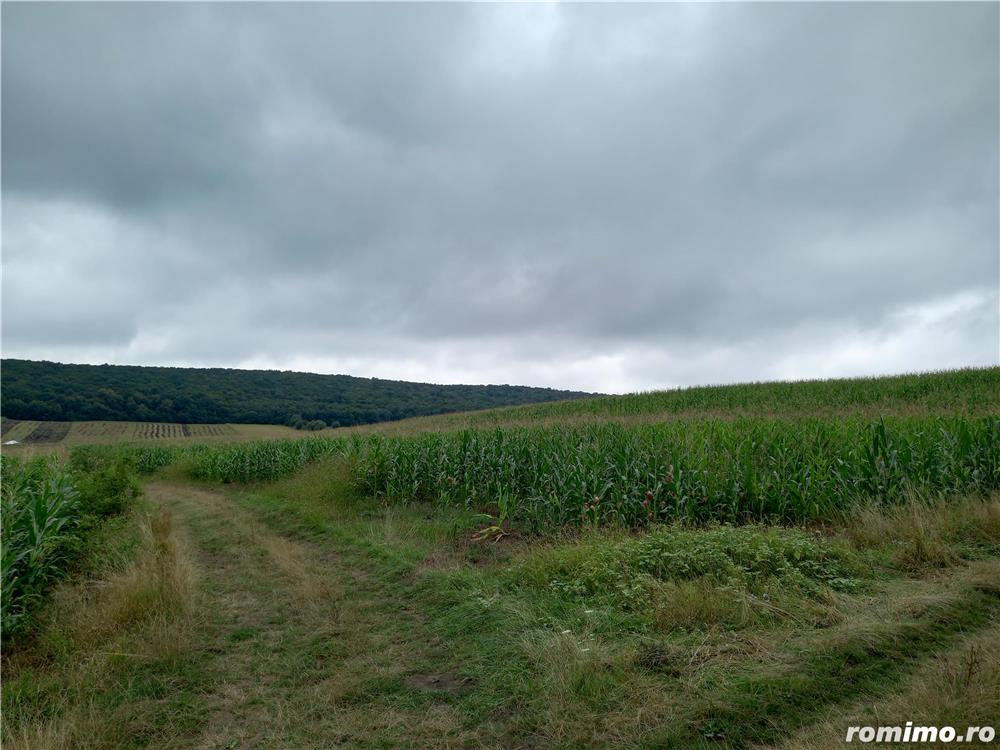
[1,456,81,635]
[188,436,344,483]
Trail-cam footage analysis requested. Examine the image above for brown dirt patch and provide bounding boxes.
[22,421,71,443]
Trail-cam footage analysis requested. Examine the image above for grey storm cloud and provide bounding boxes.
[2,2,997,392]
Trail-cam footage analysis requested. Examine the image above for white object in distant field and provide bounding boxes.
[3,440,20,445]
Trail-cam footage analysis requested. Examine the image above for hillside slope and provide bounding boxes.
[458,366,1000,422]
[326,366,1000,437]
[0,359,592,427]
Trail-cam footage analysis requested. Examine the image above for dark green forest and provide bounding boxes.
[0,360,592,428]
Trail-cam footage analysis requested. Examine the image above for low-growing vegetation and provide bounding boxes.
[500,523,872,635]
[514,524,865,609]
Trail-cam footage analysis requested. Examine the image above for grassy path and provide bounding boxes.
[158,477,1000,750]
[7,473,997,749]
[145,481,475,749]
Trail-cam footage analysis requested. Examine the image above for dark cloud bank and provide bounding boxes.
[2,3,997,393]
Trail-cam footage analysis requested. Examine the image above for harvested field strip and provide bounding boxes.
[136,423,185,440]
[73,423,114,437]
[188,424,236,437]
[0,421,38,442]
[123,422,239,440]
[22,422,71,444]
[1,420,287,451]
[1,418,18,437]
[72,422,133,439]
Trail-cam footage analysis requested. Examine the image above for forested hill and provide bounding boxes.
[0,359,593,427]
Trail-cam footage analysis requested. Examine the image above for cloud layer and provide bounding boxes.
[3,3,997,392]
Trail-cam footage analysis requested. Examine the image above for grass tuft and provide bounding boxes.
[846,493,1000,572]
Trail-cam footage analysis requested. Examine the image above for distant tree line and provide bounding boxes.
[0,359,592,427]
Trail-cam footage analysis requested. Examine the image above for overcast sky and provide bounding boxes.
[2,3,997,393]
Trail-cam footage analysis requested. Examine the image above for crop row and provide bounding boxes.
[109,416,999,530]
[350,417,999,528]
[134,422,187,439]
[184,424,235,437]
[67,422,237,440]
[188,437,339,482]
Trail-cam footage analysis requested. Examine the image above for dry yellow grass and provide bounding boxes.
[2,507,197,750]
[845,493,1000,571]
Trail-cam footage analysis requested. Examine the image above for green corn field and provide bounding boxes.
[188,437,341,483]
[348,417,999,529]
[459,367,1000,425]
[62,369,1000,532]
[119,413,1000,531]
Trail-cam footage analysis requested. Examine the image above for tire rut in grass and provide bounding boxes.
[655,580,1000,749]
[147,482,350,747]
[145,481,467,749]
